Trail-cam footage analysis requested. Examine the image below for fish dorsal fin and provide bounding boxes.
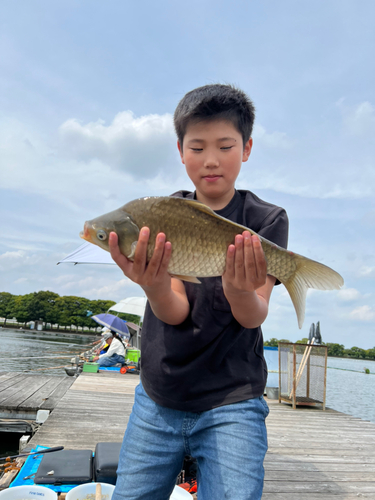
[182,198,254,233]
[183,198,217,216]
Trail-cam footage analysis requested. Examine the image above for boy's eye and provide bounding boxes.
[191,148,203,152]
[221,146,233,151]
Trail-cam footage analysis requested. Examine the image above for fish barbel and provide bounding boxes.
[80,196,344,328]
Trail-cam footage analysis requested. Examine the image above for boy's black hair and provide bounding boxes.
[174,84,255,149]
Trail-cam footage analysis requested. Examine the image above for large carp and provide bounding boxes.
[80,196,344,328]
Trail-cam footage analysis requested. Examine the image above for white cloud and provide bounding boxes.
[337,288,362,302]
[358,266,375,278]
[349,305,375,322]
[59,111,178,177]
[339,101,375,136]
[253,124,292,149]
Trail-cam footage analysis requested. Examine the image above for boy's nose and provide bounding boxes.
[204,154,219,168]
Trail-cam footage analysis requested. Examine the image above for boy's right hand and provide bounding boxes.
[108,227,172,294]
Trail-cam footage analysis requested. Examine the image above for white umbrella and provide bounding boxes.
[109,297,147,318]
[57,242,114,265]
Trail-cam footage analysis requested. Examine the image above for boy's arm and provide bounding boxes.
[109,229,190,325]
[222,231,275,329]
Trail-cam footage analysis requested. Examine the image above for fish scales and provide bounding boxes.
[124,197,235,277]
[125,197,297,280]
[81,195,344,328]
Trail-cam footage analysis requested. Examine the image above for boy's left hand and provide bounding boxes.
[222,231,267,297]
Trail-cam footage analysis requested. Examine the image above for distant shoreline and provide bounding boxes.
[0,326,99,338]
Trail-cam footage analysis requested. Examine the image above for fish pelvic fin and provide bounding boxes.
[282,256,344,329]
[171,274,201,284]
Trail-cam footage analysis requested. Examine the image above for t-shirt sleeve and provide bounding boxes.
[257,208,289,285]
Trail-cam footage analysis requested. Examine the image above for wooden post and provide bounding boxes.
[306,352,311,400]
[292,345,296,409]
[323,346,328,411]
[278,344,281,403]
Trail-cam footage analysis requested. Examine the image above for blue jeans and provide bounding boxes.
[113,382,269,500]
[97,354,125,367]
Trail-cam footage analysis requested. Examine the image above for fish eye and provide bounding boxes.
[96,230,108,241]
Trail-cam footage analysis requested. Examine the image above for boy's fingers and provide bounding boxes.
[109,232,131,272]
[243,232,257,280]
[144,232,167,278]
[252,235,267,280]
[225,244,236,276]
[157,241,172,276]
[132,227,150,273]
[234,234,245,275]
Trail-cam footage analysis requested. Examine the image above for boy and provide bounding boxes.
[110,84,288,500]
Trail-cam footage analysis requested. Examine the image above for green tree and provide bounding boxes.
[326,343,345,357]
[13,294,34,325]
[365,348,375,360]
[264,338,291,347]
[346,346,366,358]
[296,337,309,344]
[0,292,15,326]
[28,291,60,324]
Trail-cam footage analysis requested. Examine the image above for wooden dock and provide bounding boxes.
[26,372,138,449]
[0,372,75,430]
[7,372,375,498]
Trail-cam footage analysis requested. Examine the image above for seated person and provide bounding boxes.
[92,331,126,367]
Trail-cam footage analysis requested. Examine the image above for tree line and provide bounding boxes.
[264,337,375,360]
[0,291,140,332]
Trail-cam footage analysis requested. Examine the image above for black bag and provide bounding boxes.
[34,449,93,485]
[93,442,122,485]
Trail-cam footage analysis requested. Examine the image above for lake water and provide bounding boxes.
[0,329,374,457]
[0,328,97,458]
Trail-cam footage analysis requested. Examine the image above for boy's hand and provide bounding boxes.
[222,232,267,297]
[108,227,172,293]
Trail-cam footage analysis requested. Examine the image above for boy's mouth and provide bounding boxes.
[203,175,222,182]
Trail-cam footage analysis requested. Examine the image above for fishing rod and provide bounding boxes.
[5,356,74,360]
[0,446,64,462]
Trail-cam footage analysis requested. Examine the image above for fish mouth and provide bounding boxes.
[80,222,91,242]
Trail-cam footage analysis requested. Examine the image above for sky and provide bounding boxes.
[1,0,374,348]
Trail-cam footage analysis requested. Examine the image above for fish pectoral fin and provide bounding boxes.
[171,274,201,284]
[128,241,138,259]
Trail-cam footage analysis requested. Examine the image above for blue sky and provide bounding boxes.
[1,1,374,348]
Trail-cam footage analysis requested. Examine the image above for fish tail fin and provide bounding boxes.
[282,256,344,329]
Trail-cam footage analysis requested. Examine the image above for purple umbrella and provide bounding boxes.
[92,313,130,339]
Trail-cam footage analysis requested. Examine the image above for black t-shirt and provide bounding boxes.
[141,190,289,412]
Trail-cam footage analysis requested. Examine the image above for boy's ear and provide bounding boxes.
[242,138,253,162]
[177,141,185,164]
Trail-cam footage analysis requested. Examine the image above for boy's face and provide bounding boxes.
[178,120,252,210]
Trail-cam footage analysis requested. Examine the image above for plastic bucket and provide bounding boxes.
[0,485,57,499]
[266,387,279,399]
[170,486,193,499]
[125,349,141,362]
[66,483,115,500]
[65,484,191,499]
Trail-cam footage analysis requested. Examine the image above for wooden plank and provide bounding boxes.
[0,375,52,408]
[17,376,64,409]
[264,461,375,471]
[0,372,21,385]
[39,377,75,410]
[0,374,25,395]
[23,371,375,499]
[263,482,375,493]
[0,457,26,491]
[264,470,375,481]
[262,495,372,500]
